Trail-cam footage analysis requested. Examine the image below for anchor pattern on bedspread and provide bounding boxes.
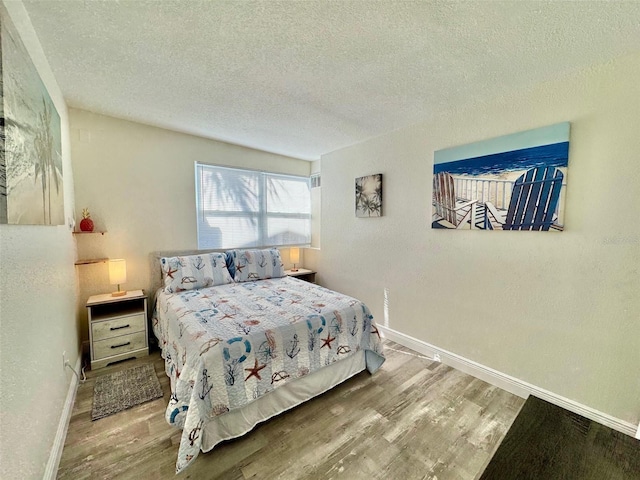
[152,276,385,473]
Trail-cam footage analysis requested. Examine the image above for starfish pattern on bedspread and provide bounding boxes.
[151,276,385,474]
[321,332,336,349]
[244,358,266,381]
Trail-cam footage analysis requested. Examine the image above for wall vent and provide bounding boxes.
[311,174,321,189]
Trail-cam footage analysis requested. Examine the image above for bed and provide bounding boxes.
[151,248,385,473]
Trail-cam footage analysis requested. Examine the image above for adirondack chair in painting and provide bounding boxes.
[483,166,564,231]
[432,172,479,229]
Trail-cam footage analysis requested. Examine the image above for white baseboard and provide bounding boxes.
[43,355,81,480]
[636,423,640,440]
[379,325,638,438]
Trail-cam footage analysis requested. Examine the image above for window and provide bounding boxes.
[195,162,311,249]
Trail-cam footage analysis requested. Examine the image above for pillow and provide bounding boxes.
[231,248,285,282]
[160,253,233,294]
[225,251,236,278]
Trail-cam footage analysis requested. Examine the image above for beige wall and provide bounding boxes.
[310,159,321,249]
[303,159,322,271]
[70,110,311,341]
[0,2,78,478]
[318,52,640,426]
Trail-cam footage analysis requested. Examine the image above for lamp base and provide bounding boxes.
[111,290,127,297]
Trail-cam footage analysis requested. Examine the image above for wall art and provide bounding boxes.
[356,173,382,217]
[432,123,569,231]
[1,5,63,225]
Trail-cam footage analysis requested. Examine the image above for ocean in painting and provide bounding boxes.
[433,141,569,176]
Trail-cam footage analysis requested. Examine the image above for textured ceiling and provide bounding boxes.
[22,1,640,160]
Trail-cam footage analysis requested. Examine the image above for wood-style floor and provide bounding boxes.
[57,341,524,479]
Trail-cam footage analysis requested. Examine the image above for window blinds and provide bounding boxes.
[196,163,311,249]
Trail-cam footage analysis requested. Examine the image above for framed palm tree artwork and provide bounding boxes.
[0,5,64,225]
[355,173,382,217]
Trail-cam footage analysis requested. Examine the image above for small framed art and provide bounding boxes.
[356,173,382,217]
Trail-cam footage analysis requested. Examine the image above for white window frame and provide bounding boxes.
[195,162,311,249]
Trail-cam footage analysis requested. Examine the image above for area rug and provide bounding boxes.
[92,363,164,421]
[479,395,640,479]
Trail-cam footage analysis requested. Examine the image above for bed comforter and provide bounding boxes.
[152,276,385,472]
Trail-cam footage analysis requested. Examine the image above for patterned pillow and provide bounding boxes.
[224,251,236,278]
[160,253,234,294]
[231,248,285,282]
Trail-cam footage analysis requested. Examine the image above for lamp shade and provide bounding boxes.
[290,247,300,264]
[109,259,127,286]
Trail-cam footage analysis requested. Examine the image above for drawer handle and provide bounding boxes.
[110,324,130,331]
[111,341,131,349]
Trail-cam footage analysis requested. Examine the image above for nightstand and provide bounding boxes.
[285,268,316,283]
[87,289,148,370]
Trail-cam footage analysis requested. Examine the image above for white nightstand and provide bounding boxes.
[285,268,316,283]
[87,289,148,370]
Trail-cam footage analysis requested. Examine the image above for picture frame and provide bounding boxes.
[432,123,569,231]
[0,5,64,225]
[356,173,382,217]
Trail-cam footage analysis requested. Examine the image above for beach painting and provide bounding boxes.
[432,123,570,231]
[356,173,382,217]
[0,5,64,225]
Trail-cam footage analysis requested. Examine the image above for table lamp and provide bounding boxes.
[290,247,300,272]
[109,259,127,297]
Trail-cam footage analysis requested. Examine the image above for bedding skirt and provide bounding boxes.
[200,349,365,451]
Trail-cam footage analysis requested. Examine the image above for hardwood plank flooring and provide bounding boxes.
[57,341,524,479]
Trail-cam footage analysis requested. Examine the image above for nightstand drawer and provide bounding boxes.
[92,313,146,341]
[93,331,147,360]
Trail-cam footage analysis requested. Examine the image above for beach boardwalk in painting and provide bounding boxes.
[432,123,569,231]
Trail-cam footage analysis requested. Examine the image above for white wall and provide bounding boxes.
[318,52,640,426]
[0,2,78,478]
[310,159,321,249]
[70,110,311,341]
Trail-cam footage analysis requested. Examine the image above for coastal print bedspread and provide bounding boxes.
[152,276,385,473]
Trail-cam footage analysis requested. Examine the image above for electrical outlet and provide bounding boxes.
[62,351,67,368]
